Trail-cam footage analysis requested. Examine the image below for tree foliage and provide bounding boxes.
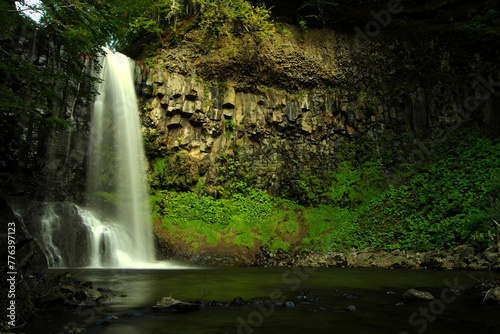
[0,0,109,187]
[197,0,276,45]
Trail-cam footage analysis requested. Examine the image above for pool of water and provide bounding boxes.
[26,267,500,334]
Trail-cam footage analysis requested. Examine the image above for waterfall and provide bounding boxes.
[83,48,155,267]
[12,49,187,269]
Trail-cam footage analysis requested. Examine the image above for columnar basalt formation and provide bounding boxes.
[134,26,500,197]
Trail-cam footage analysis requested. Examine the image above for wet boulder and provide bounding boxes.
[420,251,445,268]
[52,274,112,308]
[453,245,476,259]
[75,287,102,302]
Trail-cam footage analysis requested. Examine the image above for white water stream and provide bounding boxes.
[35,49,187,269]
[84,48,155,267]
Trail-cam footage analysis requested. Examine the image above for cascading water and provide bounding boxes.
[16,48,187,269]
[83,48,155,267]
[40,205,66,268]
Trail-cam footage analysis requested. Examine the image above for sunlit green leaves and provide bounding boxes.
[196,0,278,46]
[151,188,300,250]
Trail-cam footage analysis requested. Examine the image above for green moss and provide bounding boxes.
[233,233,256,248]
[149,155,195,191]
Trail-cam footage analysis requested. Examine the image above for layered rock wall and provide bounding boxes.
[134,26,500,198]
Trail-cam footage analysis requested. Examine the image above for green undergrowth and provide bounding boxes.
[356,133,500,252]
[151,131,500,254]
[151,188,301,251]
[300,131,500,253]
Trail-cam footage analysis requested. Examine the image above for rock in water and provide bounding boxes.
[403,289,435,301]
[151,297,200,312]
[483,287,500,304]
[346,305,357,312]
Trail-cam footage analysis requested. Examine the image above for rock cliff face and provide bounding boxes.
[134,25,500,198]
[2,23,92,202]
[2,23,94,271]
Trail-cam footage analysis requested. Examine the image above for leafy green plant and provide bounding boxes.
[151,187,301,250]
[293,130,500,253]
[354,130,500,251]
[224,119,235,139]
[299,19,308,34]
[328,158,386,209]
[215,151,256,198]
[197,0,278,47]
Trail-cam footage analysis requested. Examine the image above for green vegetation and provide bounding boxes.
[151,188,300,250]
[151,130,500,253]
[357,132,500,251]
[282,137,388,207]
[149,155,195,191]
[224,119,235,139]
[327,159,387,208]
[301,130,500,252]
[197,0,277,46]
[216,150,255,199]
[297,0,338,30]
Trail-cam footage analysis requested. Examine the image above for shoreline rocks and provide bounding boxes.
[252,245,500,271]
[46,273,116,309]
